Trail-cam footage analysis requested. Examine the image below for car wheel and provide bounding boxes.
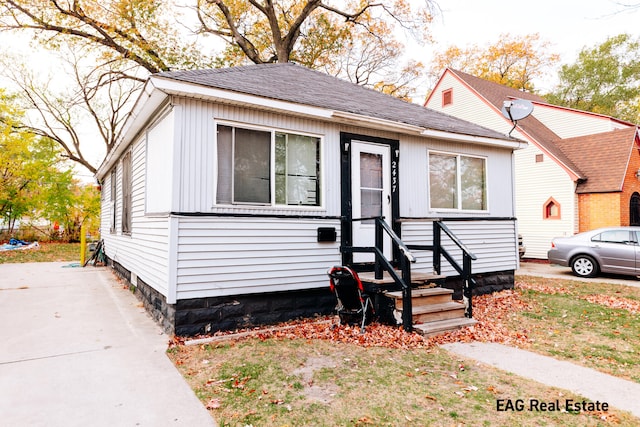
[571,255,599,278]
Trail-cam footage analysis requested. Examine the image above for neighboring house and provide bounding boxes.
[426,68,640,259]
[96,63,525,336]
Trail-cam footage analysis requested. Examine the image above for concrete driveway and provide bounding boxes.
[517,261,640,288]
[0,262,216,427]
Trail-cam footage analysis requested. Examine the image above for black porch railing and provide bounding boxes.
[406,220,477,318]
[340,216,477,330]
[341,217,416,332]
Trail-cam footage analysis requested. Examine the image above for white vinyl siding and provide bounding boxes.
[401,219,519,275]
[100,135,172,297]
[175,217,341,299]
[174,99,341,216]
[99,93,522,301]
[400,134,515,218]
[146,110,174,213]
[532,104,632,139]
[514,143,577,258]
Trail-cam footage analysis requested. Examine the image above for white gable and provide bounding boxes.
[532,104,632,139]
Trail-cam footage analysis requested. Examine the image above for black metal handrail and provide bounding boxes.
[435,221,477,318]
[341,216,416,331]
[406,220,477,317]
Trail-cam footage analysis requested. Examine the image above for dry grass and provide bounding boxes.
[168,338,632,426]
[0,242,81,264]
[168,274,640,426]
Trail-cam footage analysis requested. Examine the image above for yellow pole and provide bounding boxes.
[80,223,86,266]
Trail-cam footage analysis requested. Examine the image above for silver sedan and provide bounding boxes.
[548,227,640,278]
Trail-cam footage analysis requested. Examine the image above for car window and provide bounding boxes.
[592,230,632,244]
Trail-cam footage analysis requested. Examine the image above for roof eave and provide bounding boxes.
[96,80,170,179]
[420,128,527,150]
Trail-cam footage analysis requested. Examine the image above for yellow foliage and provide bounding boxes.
[431,33,560,92]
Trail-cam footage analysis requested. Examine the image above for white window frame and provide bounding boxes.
[110,168,117,234]
[428,150,489,213]
[121,150,133,235]
[214,121,324,209]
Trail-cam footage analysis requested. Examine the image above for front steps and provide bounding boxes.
[384,286,477,337]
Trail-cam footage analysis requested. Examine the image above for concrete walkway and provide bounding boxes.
[442,342,640,418]
[442,264,640,419]
[0,262,216,427]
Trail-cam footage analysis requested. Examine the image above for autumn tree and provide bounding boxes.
[429,33,559,92]
[196,1,435,99]
[546,34,640,123]
[0,92,73,235]
[0,1,438,172]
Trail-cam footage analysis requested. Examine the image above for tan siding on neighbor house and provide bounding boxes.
[532,104,630,139]
[426,73,516,138]
[514,141,577,258]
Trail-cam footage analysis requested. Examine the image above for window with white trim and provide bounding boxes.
[216,124,321,206]
[121,151,132,234]
[110,168,116,233]
[429,151,487,211]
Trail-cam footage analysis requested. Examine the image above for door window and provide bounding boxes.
[359,152,383,222]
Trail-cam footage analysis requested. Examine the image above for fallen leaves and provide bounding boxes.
[205,398,222,410]
[517,280,640,314]
[171,279,639,352]
[582,294,640,314]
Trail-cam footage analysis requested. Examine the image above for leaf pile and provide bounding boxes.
[517,280,640,314]
[176,289,535,349]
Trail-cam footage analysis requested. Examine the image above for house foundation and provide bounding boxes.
[108,258,513,336]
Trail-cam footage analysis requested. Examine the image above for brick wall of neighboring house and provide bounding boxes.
[620,146,640,225]
[578,192,620,232]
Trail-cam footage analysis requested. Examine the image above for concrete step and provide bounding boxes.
[413,317,478,337]
[386,287,454,308]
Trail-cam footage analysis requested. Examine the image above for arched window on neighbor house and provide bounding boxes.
[543,197,561,220]
[630,192,640,225]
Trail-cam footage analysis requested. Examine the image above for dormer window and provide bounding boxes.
[442,88,453,107]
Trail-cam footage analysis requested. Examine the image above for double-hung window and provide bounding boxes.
[216,124,321,207]
[121,151,132,234]
[110,169,117,233]
[429,151,487,211]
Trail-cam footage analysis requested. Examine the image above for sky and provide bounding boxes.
[407,0,640,96]
[2,0,640,180]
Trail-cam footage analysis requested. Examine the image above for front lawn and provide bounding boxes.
[168,275,640,426]
[0,242,81,264]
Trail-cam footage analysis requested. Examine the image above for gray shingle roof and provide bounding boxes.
[156,63,513,141]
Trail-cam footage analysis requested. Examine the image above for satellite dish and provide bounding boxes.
[501,99,534,121]
[501,99,534,137]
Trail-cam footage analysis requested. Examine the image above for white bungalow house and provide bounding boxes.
[426,69,640,259]
[96,63,526,336]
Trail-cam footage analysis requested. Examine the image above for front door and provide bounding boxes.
[351,141,392,262]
